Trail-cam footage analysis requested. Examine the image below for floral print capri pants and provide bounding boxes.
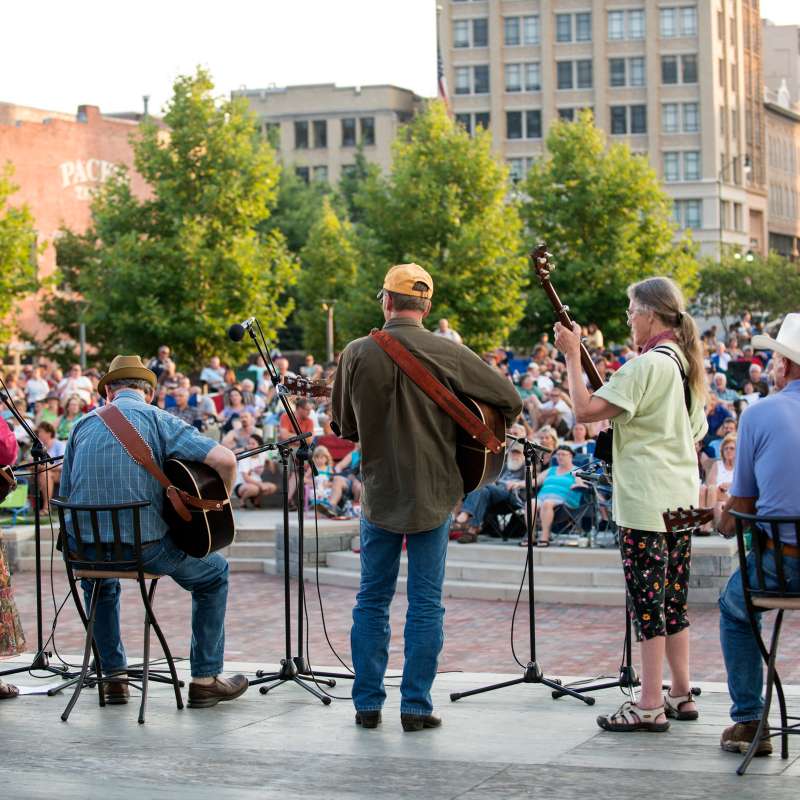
[619,527,692,641]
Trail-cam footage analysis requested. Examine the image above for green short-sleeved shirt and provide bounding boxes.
[594,343,708,532]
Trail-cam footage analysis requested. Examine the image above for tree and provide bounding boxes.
[518,111,699,344]
[0,164,39,346]
[295,197,360,357]
[42,68,296,365]
[355,101,529,352]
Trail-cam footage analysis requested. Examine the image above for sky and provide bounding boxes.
[0,0,798,116]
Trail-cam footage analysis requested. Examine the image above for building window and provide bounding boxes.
[504,16,520,46]
[630,105,647,134]
[611,106,627,134]
[294,120,308,149]
[660,8,677,37]
[455,67,470,95]
[313,119,327,149]
[523,15,540,45]
[556,14,572,42]
[312,165,328,183]
[506,111,523,139]
[682,54,697,83]
[505,64,521,92]
[628,9,645,39]
[456,113,472,134]
[360,117,375,146]
[341,118,356,147]
[475,112,490,131]
[576,60,593,89]
[457,112,491,136]
[610,58,626,87]
[473,18,488,47]
[629,57,645,87]
[664,152,681,181]
[662,56,678,84]
[526,110,542,138]
[674,199,702,228]
[734,202,743,232]
[558,108,576,121]
[719,58,725,88]
[681,7,698,36]
[720,105,726,135]
[264,122,280,148]
[508,158,526,183]
[474,64,490,94]
[295,166,309,183]
[341,164,357,178]
[454,20,470,48]
[576,12,592,42]
[684,151,701,180]
[557,61,574,90]
[525,62,541,91]
[608,10,624,40]
[662,103,679,133]
[731,64,738,92]
[683,102,699,132]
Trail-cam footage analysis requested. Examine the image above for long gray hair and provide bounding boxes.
[628,277,706,401]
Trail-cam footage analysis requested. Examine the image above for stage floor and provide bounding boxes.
[3,657,798,800]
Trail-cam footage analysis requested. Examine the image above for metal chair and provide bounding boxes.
[731,511,800,775]
[52,497,183,724]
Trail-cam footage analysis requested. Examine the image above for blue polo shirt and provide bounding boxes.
[59,390,217,545]
[731,379,800,544]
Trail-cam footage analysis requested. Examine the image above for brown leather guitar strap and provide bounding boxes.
[96,404,226,522]
[369,329,504,455]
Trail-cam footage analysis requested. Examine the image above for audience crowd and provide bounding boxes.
[0,312,782,540]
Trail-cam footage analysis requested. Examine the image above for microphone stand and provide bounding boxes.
[234,319,353,703]
[0,382,70,679]
[450,438,594,706]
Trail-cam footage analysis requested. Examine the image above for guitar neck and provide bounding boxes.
[539,277,604,391]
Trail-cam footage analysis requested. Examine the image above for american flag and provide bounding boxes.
[437,28,451,114]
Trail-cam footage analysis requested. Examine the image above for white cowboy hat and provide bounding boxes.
[751,313,800,365]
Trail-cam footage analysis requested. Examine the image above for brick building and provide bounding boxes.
[0,103,149,344]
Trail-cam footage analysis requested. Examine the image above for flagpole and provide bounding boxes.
[436,3,452,116]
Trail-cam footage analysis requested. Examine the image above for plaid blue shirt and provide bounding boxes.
[59,390,217,545]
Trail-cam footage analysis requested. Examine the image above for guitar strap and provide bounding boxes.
[369,329,504,455]
[96,404,227,522]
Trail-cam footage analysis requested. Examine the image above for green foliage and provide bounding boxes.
[354,100,529,352]
[337,148,381,225]
[296,197,361,357]
[0,164,39,345]
[695,250,800,333]
[519,111,699,344]
[264,167,331,254]
[42,68,297,366]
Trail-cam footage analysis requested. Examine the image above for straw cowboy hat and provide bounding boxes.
[752,313,800,366]
[97,355,157,396]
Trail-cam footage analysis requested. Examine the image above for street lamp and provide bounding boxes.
[321,300,336,363]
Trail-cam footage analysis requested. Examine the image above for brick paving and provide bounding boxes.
[6,569,800,682]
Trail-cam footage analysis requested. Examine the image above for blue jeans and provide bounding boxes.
[72,535,229,678]
[719,548,800,722]
[461,484,522,526]
[351,516,450,716]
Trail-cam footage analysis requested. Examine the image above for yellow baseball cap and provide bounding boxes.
[377,263,434,300]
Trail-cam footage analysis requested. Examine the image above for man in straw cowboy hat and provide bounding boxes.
[717,313,800,756]
[59,355,249,708]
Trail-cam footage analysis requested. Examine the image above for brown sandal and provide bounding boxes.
[457,525,481,544]
[0,680,20,700]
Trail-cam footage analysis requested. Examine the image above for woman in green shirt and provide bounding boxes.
[554,277,707,734]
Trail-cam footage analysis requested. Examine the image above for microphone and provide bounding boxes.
[227,318,255,342]
[506,434,552,455]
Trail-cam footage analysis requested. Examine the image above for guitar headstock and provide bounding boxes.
[663,506,714,533]
[529,243,553,284]
[281,375,331,399]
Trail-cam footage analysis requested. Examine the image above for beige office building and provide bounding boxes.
[764,96,800,257]
[762,21,800,110]
[441,0,768,255]
[232,83,422,184]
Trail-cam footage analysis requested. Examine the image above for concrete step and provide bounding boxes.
[14,556,65,573]
[444,541,621,568]
[233,527,275,543]
[228,557,271,573]
[226,541,275,559]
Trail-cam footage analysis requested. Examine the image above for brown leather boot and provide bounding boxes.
[401,712,442,732]
[188,675,249,708]
[721,721,773,756]
[355,710,382,728]
[102,675,130,705]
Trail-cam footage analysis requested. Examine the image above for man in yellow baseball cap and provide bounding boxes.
[376,263,433,301]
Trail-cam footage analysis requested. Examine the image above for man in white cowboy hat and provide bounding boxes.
[717,313,800,757]
[59,355,248,708]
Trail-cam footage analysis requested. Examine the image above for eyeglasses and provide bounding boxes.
[626,307,643,323]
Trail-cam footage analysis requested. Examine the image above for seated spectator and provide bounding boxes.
[200,356,226,392]
[275,357,296,381]
[736,310,753,343]
[698,433,736,531]
[300,354,324,381]
[705,394,733,444]
[152,385,169,410]
[585,322,603,350]
[168,387,203,430]
[56,364,93,407]
[223,367,238,390]
[524,445,587,547]
[747,362,769,397]
[232,434,277,508]
[433,318,462,344]
[36,394,61,427]
[526,361,554,395]
[535,426,559,469]
[2,374,25,410]
[537,385,575,437]
[306,445,344,517]
[711,342,732,373]
[736,345,763,367]
[452,430,527,543]
[147,345,172,379]
[738,380,761,408]
[25,365,50,412]
[279,398,315,443]
[33,422,65,516]
[726,333,743,359]
[333,442,362,506]
[55,395,85,441]
[315,413,355,462]
[221,411,261,453]
[702,415,738,470]
[157,359,180,392]
[221,387,256,432]
[712,373,738,404]
[565,422,595,462]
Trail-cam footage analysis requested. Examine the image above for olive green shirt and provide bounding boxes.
[331,318,522,533]
[594,342,708,532]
